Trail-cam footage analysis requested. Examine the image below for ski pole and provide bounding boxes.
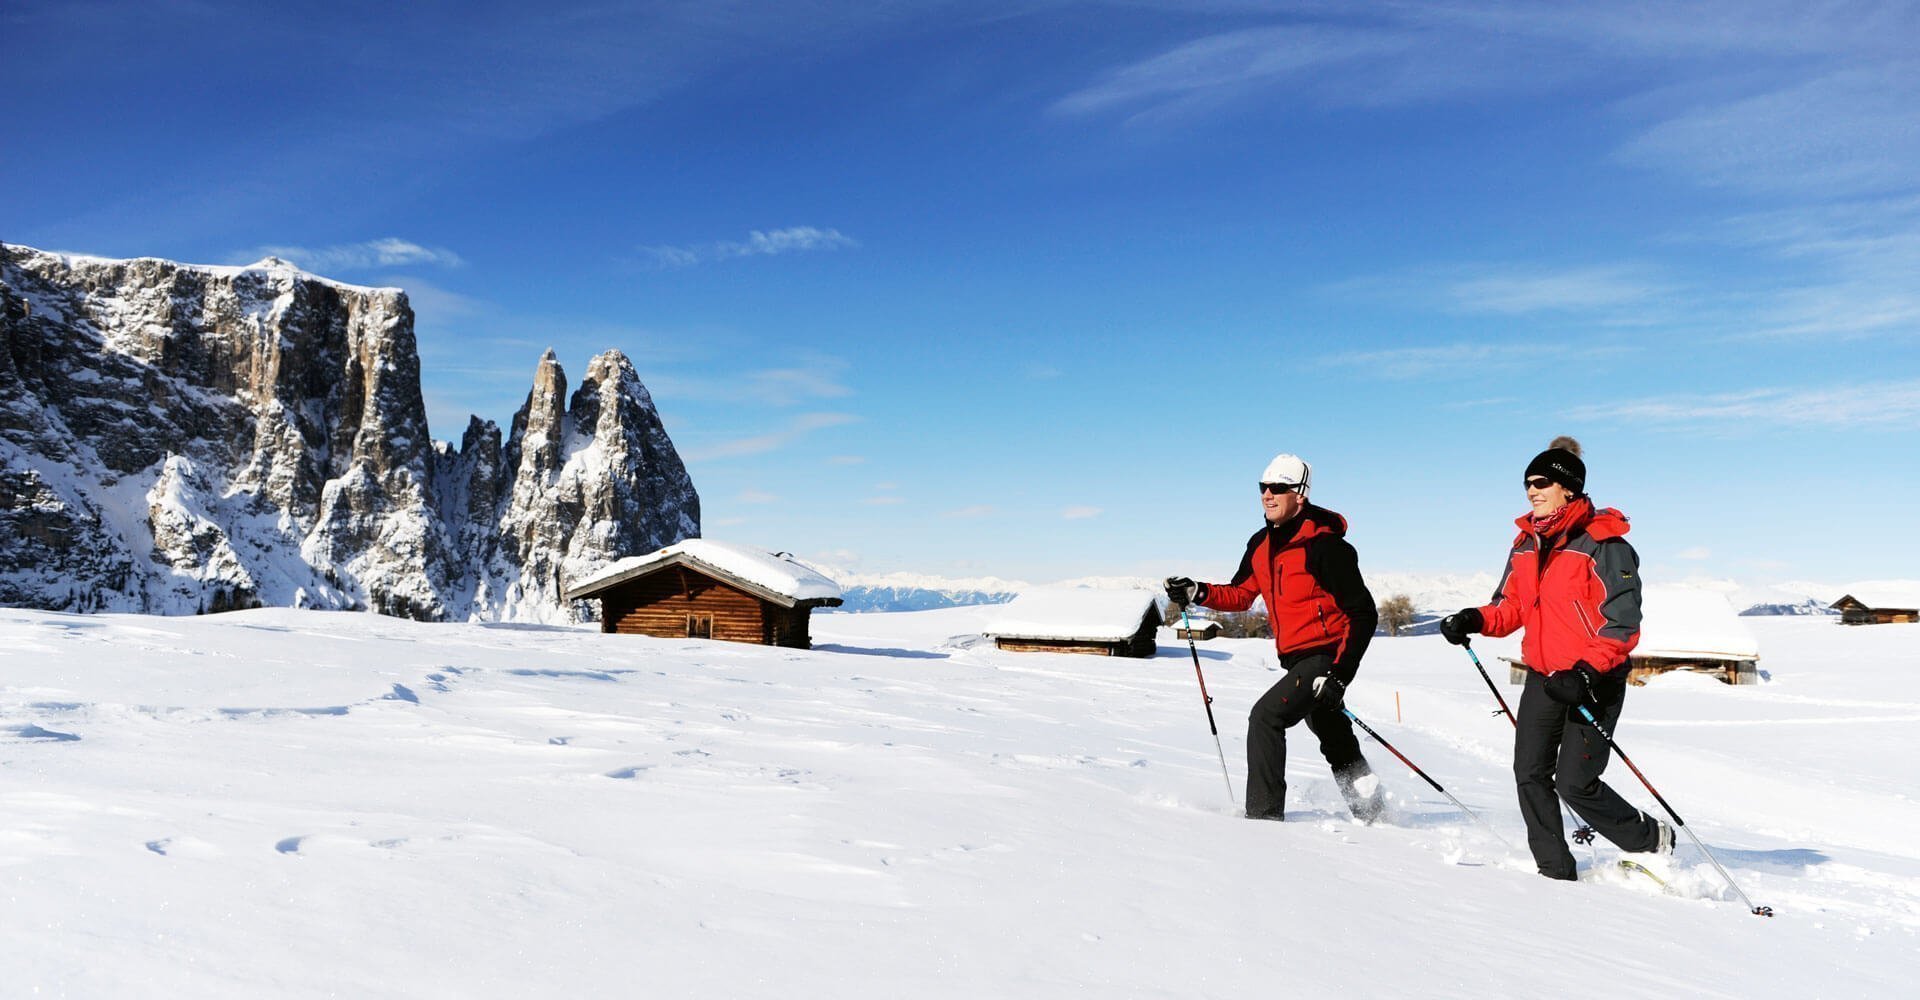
[1180,606,1236,807]
[1572,703,1774,918]
[1342,707,1514,852]
[1460,642,1596,851]
[1461,641,1515,724]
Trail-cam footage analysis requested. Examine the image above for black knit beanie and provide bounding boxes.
[1525,441,1586,495]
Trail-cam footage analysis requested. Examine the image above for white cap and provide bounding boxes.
[1261,453,1312,498]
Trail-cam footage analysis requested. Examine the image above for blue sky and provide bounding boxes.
[6,1,1918,588]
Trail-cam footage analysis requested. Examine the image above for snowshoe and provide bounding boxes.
[1334,762,1385,824]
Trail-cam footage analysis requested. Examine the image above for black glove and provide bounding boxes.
[1164,576,1206,608]
[1544,661,1605,706]
[1311,674,1346,710]
[1439,607,1483,646]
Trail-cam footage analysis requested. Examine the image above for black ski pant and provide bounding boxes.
[1514,669,1661,879]
[1245,650,1367,820]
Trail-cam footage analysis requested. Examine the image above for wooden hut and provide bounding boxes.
[983,588,1161,657]
[1174,617,1222,641]
[1830,585,1920,625]
[565,540,843,649]
[1506,586,1761,686]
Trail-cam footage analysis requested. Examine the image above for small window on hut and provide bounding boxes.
[687,613,713,639]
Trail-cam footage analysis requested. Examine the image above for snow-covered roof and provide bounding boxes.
[565,539,843,607]
[1636,586,1760,661]
[1830,581,1920,612]
[982,587,1162,642]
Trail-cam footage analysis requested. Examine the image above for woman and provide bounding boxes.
[1438,437,1671,880]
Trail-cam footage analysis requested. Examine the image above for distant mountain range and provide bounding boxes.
[816,567,1852,619]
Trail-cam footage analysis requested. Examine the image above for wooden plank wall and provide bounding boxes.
[996,638,1120,656]
[601,567,772,644]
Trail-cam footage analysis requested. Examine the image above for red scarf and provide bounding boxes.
[1529,496,1593,543]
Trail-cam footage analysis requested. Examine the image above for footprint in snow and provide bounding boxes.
[605,766,653,780]
[4,724,81,742]
[275,836,305,855]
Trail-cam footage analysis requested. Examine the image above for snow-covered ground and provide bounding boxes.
[3,608,1915,997]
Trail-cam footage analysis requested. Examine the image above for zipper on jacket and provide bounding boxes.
[1574,602,1599,638]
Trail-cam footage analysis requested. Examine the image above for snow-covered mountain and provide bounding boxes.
[0,243,698,621]
[807,569,1023,613]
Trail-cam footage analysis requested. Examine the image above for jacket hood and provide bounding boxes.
[1288,503,1348,541]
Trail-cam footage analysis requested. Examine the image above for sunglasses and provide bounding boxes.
[1260,482,1303,495]
[1524,477,1556,491]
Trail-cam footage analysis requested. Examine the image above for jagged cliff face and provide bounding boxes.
[0,243,699,621]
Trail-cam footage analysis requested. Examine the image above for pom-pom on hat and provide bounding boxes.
[1525,436,1585,495]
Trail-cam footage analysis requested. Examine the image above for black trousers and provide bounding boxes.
[1245,651,1367,819]
[1514,670,1661,879]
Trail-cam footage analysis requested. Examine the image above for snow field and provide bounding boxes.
[2,608,1915,997]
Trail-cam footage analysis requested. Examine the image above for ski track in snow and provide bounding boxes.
[0,608,1915,996]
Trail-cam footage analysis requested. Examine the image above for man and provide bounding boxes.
[1166,453,1384,822]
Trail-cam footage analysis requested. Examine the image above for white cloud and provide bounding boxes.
[638,227,857,269]
[1061,506,1103,520]
[1054,23,1417,120]
[234,237,464,273]
[684,412,859,462]
[942,505,996,519]
[648,361,853,406]
[1447,266,1668,316]
[1566,380,1920,429]
[1677,546,1713,561]
[1319,342,1630,381]
[737,489,779,505]
[1618,65,1920,197]
[1703,195,1920,341]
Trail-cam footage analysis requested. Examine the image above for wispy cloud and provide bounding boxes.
[648,360,853,406]
[1618,65,1920,197]
[942,505,996,519]
[1324,262,1680,329]
[1061,506,1103,520]
[637,227,857,269]
[1447,266,1669,316]
[684,412,859,462]
[232,237,464,273]
[1319,342,1630,381]
[1699,195,1920,341]
[1053,24,1412,119]
[1565,380,1920,429]
[737,489,779,505]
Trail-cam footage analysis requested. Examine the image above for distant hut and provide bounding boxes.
[984,588,1161,657]
[565,540,843,649]
[1830,584,1920,625]
[1174,616,1222,641]
[1506,586,1761,686]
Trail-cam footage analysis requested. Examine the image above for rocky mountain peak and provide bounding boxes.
[0,242,699,621]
